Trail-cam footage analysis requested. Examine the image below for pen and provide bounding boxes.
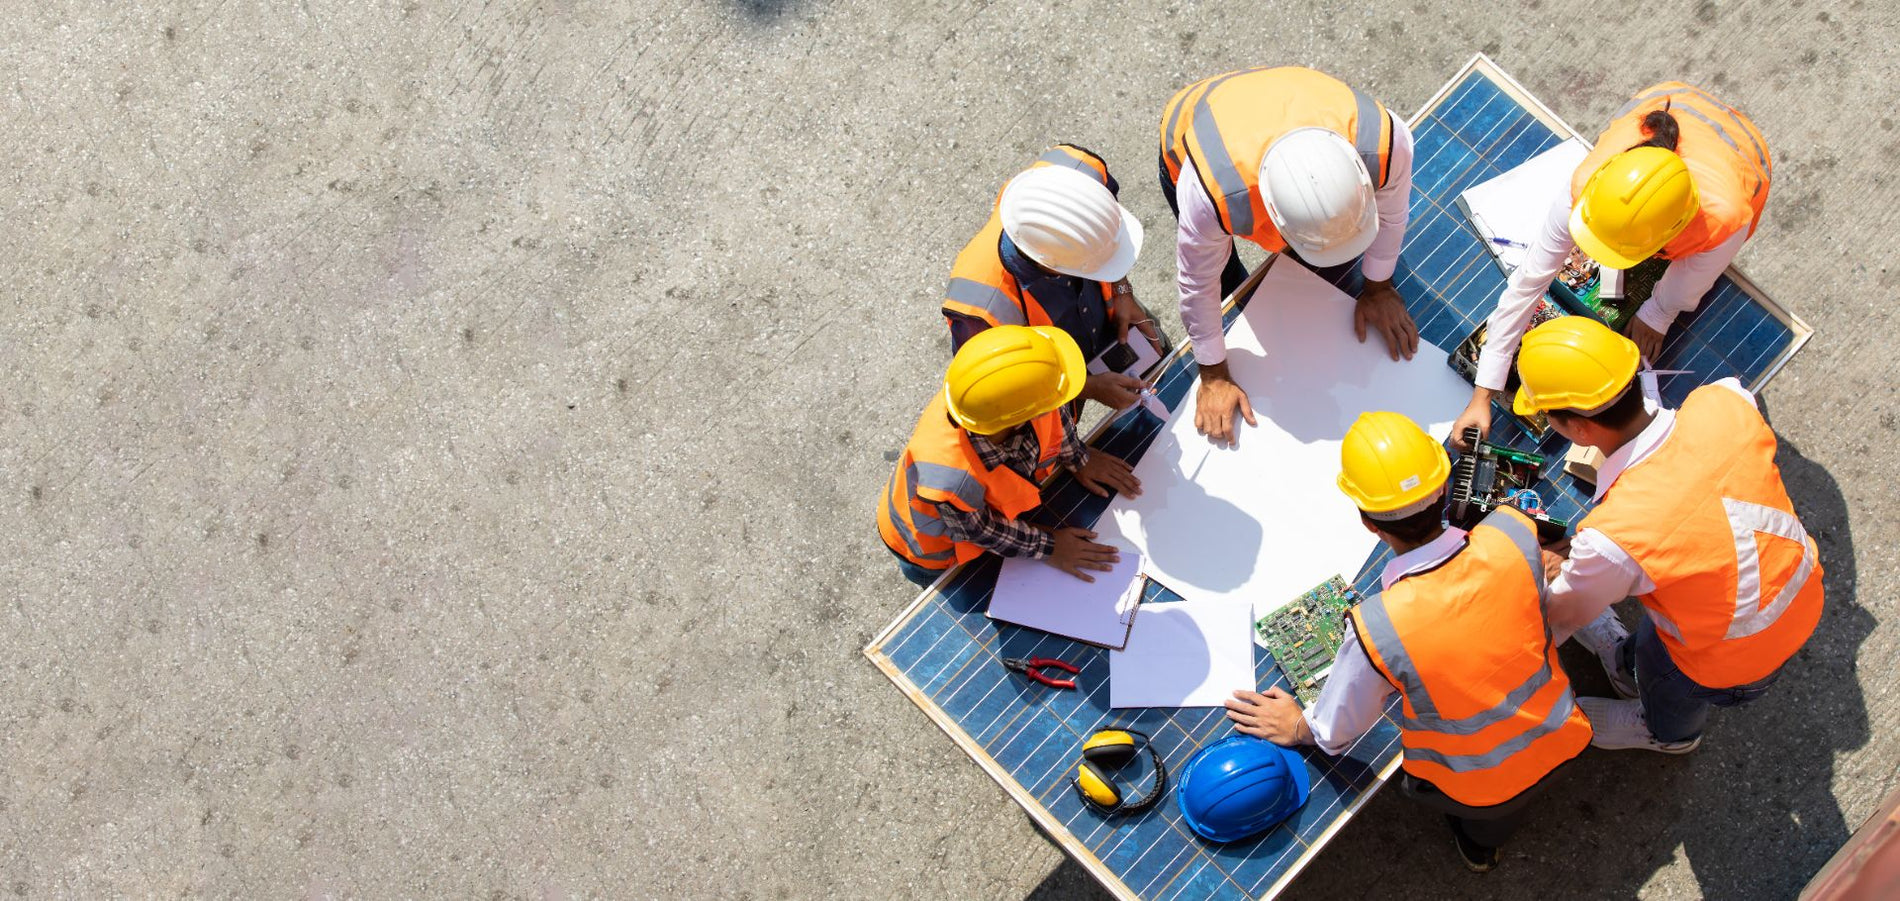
[1490,237,1529,249]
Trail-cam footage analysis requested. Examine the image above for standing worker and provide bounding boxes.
[1513,317,1822,753]
[1159,66,1420,446]
[878,325,1143,588]
[941,145,1165,412]
[1452,82,1771,448]
[1224,412,1589,871]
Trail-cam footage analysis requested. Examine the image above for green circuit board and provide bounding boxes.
[1254,576,1361,705]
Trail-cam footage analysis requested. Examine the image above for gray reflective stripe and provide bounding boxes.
[1355,596,1442,722]
[1189,91,1255,236]
[1403,691,1578,773]
[1350,88,1387,187]
[1482,510,1550,613]
[914,461,986,510]
[883,485,954,563]
[944,278,1025,325]
[1162,86,1195,173]
[1036,149,1103,184]
[1648,607,1684,642]
[1612,87,1770,174]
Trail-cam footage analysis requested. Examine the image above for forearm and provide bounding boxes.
[1176,169,1233,365]
[1640,228,1746,332]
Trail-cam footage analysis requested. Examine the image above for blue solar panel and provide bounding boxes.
[867,60,1805,899]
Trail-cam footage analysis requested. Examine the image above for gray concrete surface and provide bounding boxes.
[1,0,1894,898]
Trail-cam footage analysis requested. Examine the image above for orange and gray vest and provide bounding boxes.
[941,145,1120,335]
[1160,66,1392,251]
[1352,508,1591,807]
[1581,385,1822,688]
[1572,82,1772,261]
[877,392,1065,571]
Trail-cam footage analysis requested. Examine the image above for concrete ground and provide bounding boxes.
[2,0,1894,898]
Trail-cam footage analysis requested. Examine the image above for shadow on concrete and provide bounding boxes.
[1024,405,1871,900]
[727,0,803,22]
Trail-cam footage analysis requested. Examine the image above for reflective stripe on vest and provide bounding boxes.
[1161,67,1391,245]
[1355,513,1563,764]
[914,460,986,511]
[945,277,1026,327]
[1580,383,1823,687]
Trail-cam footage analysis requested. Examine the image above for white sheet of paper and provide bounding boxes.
[1109,598,1254,708]
[1459,138,1590,271]
[987,553,1144,649]
[1095,259,1471,616]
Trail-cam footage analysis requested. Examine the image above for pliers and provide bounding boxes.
[1003,656,1080,690]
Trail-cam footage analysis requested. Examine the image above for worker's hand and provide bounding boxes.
[1083,372,1144,410]
[1629,318,1666,364]
[1449,389,1496,452]
[1109,282,1165,357]
[1355,279,1418,362]
[1224,687,1313,747]
[1047,526,1120,582]
[1074,451,1141,499]
[1194,361,1256,448]
[1541,543,1570,583]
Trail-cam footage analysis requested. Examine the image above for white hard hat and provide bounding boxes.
[999,165,1144,283]
[1259,127,1378,268]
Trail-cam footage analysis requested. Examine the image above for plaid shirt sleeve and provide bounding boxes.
[935,504,1055,559]
[1055,408,1088,471]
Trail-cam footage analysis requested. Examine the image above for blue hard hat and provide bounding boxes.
[1177,735,1311,843]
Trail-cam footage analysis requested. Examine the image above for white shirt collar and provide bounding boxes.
[1590,405,1677,502]
[1380,526,1471,591]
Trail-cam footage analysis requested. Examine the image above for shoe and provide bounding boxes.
[1446,816,1499,873]
[1577,697,1701,754]
[1572,610,1638,699]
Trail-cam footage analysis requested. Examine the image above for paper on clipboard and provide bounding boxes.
[1459,137,1590,272]
[987,552,1145,649]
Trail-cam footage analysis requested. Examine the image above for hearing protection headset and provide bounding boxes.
[1071,729,1167,815]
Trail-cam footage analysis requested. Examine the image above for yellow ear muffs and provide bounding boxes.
[1071,729,1167,816]
[1081,730,1138,766]
[1074,762,1122,808]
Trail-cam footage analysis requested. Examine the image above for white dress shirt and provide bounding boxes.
[1300,525,1467,756]
[1473,195,1748,390]
[1176,116,1416,366]
[1545,378,1757,641]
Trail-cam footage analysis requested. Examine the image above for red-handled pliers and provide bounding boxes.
[1002,657,1080,690]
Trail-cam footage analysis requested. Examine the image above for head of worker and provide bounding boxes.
[1570,113,1700,270]
[999,165,1144,283]
[1259,127,1379,268]
[943,324,1087,440]
[1337,411,1450,550]
[1511,317,1652,451]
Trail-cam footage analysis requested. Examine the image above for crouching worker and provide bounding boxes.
[878,325,1142,588]
[1223,412,1590,871]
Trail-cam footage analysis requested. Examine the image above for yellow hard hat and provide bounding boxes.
[944,325,1086,435]
[1337,412,1450,519]
[1569,146,1700,269]
[1511,317,1641,416]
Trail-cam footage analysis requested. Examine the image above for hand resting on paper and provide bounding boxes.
[1074,450,1141,498]
[1194,361,1256,448]
[1045,526,1121,582]
[1224,687,1313,747]
[1355,279,1419,362]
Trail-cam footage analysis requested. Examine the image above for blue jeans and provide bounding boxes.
[1621,614,1783,743]
[894,554,945,588]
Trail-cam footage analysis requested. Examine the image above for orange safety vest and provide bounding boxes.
[1581,385,1823,688]
[1159,66,1392,252]
[1352,508,1591,807]
[877,392,1066,570]
[1571,82,1772,261]
[941,145,1121,332]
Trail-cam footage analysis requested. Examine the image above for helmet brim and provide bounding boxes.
[1051,205,1144,283]
[1567,203,1648,271]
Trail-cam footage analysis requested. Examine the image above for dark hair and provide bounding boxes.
[1628,105,1681,153]
[1361,496,1446,545]
[1546,379,1647,430]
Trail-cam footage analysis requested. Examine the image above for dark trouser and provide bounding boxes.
[1620,613,1783,743]
[894,554,944,588]
[1399,759,1566,850]
[1156,151,1366,305]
